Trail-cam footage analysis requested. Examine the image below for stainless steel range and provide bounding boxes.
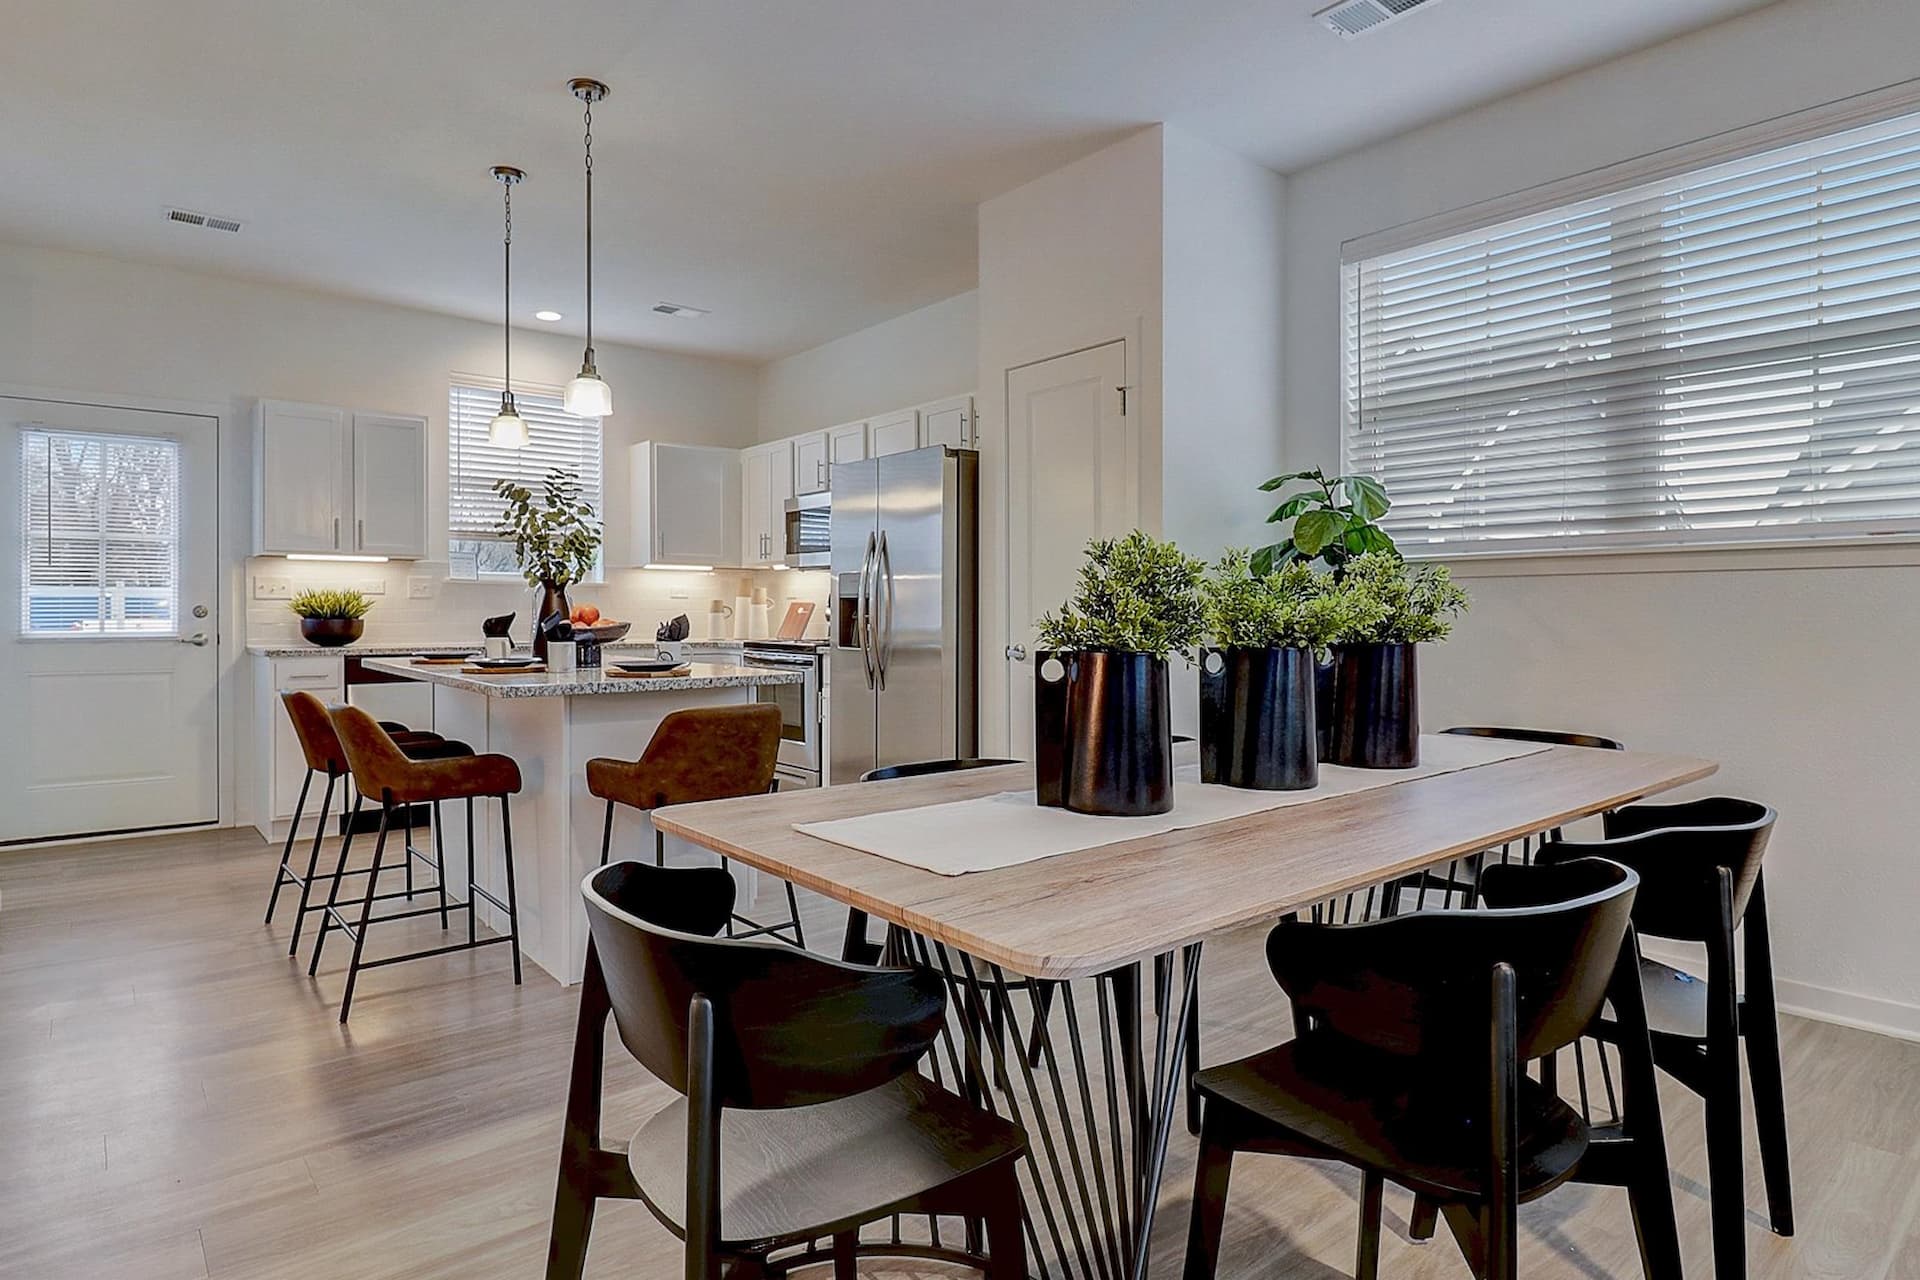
[740,639,825,788]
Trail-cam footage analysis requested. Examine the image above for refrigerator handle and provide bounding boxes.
[876,529,894,689]
[857,530,877,690]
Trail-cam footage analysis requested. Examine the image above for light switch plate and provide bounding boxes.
[357,579,386,596]
[253,575,291,600]
[669,584,689,599]
[408,577,435,599]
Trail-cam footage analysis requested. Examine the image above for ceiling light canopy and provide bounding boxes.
[489,165,530,449]
[563,78,614,419]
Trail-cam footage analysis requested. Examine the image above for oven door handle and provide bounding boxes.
[856,530,877,690]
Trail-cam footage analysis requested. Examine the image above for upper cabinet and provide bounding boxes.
[741,438,795,567]
[918,395,975,450]
[793,430,831,496]
[870,409,921,458]
[254,400,427,558]
[828,420,869,471]
[630,441,740,568]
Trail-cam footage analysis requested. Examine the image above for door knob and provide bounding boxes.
[1006,643,1027,662]
[180,632,210,647]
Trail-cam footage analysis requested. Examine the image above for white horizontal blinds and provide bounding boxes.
[447,383,603,540]
[1346,107,1920,554]
[19,429,180,635]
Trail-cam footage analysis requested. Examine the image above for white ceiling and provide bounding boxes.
[2,0,1778,362]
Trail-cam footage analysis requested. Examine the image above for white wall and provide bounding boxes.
[0,239,780,830]
[755,290,978,439]
[1280,0,1920,1036]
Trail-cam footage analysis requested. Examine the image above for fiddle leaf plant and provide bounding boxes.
[1253,467,1397,575]
[1334,551,1469,645]
[1035,531,1207,661]
[493,468,602,589]
[1201,550,1382,657]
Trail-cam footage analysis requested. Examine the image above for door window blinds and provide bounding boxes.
[20,428,180,635]
[1345,107,1920,554]
[448,382,603,561]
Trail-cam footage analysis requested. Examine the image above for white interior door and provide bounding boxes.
[0,397,219,843]
[1005,341,1131,759]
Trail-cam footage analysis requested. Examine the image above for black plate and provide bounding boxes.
[611,659,684,674]
[417,651,478,661]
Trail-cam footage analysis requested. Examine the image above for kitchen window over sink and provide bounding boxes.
[448,380,603,577]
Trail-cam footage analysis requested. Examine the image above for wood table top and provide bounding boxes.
[652,744,1717,980]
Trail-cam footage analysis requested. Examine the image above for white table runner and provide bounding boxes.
[794,734,1548,876]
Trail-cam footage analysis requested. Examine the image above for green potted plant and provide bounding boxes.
[289,588,373,648]
[1324,552,1469,769]
[1197,552,1378,790]
[1034,531,1206,816]
[494,468,602,657]
[1252,467,1396,576]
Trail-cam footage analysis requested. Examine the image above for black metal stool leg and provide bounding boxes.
[599,798,616,867]
[654,824,665,867]
[783,880,806,948]
[309,792,364,976]
[286,770,338,956]
[403,798,415,900]
[465,797,477,946]
[432,800,449,930]
[501,794,523,986]
[265,769,313,924]
[338,798,395,1023]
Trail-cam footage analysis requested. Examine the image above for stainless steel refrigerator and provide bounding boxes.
[830,445,978,784]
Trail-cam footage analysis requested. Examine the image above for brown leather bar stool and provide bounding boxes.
[585,704,804,946]
[264,690,472,958]
[308,704,524,1023]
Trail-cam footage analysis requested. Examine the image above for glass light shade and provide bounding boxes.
[488,408,530,448]
[563,371,613,418]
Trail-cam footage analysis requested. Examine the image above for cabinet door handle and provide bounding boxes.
[333,516,340,549]
[356,518,364,550]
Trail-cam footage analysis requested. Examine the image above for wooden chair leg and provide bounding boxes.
[1356,1171,1384,1280]
[1184,950,1203,1136]
[841,908,882,965]
[981,1164,1027,1280]
[1704,868,1747,1280]
[1409,1194,1439,1241]
[831,1231,858,1280]
[1182,1110,1235,1280]
[1626,1137,1686,1280]
[1743,877,1794,1237]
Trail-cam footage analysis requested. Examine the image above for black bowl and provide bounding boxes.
[299,617,364,647]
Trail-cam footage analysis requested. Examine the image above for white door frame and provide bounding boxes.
[0,381,239,837]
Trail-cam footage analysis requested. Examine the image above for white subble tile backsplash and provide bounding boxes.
[244,560,832,649]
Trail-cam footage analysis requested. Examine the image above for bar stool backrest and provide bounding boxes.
[583,861,947,1109]
[329,703,427,799]
[1538,797,1776,943]
[635,705,783,807]
[282,689,349,775]
[1267,858,1638,1066]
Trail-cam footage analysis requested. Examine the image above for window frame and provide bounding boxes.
[446,376,606,583]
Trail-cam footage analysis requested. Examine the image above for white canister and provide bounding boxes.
[483,635,513,660]
[547,640,577,675]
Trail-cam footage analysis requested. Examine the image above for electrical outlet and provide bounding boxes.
[408,577,435,600]
[253,575,291,600]
[669,584,689,599]
[357,579,387,596]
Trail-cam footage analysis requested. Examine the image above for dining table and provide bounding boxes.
[651,737,1717,1280]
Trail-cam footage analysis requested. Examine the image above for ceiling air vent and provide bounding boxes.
[1314,0,1445,39]
[651,301,710,318]
[163,207,244,233]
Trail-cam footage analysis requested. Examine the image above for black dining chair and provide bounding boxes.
[547,859,1028,1280]
[1184,857,1680,1280]
[1535,797,1789,1280]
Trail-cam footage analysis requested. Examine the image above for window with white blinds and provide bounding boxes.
[1345,106,1920,555]
[19,428,180,635]
[447,382,602,575]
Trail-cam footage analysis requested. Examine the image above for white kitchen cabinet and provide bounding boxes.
[351,412,428,557]
[870,409,921,458]
[828,420,869,472]
[793,431,831,495]
[740,438,795,566]
[918,395,975,450]
[630,441,740,567]
[253,654,343,841]
[254,399,427,558]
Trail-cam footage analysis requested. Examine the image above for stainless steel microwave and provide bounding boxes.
[783,490,830,568]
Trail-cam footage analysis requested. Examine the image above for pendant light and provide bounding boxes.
[562,78,613,418]
[489,165,530,448]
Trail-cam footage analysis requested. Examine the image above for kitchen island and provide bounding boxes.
[358,657,803,984]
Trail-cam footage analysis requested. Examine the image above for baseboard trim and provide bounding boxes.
[1639,940,1920,1045]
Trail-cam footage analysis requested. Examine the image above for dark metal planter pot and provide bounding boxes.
[1035,649,1174,816]
[1199,646,1318,790]
[1328,641,1420,769]
[299,617,364,647]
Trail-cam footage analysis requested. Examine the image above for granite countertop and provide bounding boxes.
[358,656,803,698]
[246,638,748,659]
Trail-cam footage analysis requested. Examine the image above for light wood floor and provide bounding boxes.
[2,826,1917,1280]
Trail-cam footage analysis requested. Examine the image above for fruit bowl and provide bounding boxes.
[574,620,631,644]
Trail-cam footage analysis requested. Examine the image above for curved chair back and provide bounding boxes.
[636,705,782,807]
[1536,797,1775,942]
[1442,725,1625,752]
[1268,858,1637,1066]
[282,690,349,774]
[583,861,946,1109]
[328,703,427,800]
[860,757,1022,782]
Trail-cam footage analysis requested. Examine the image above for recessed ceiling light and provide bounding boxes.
[534,310,564,322]
[652,301,711,318]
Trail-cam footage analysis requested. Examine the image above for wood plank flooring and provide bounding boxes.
[2,825,1915,1279]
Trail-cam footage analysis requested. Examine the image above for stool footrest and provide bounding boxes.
[354,934,515,970]
[321,897,468,938]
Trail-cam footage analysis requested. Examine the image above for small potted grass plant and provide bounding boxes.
[1324,552,1468,769]
[1198,551,1375,790]
[289,588,372,648]
[1034,532,1206,816]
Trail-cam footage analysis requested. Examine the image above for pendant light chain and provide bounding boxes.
[502,176,514,410]
[564,79,612,418]
[582,93,594,365]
